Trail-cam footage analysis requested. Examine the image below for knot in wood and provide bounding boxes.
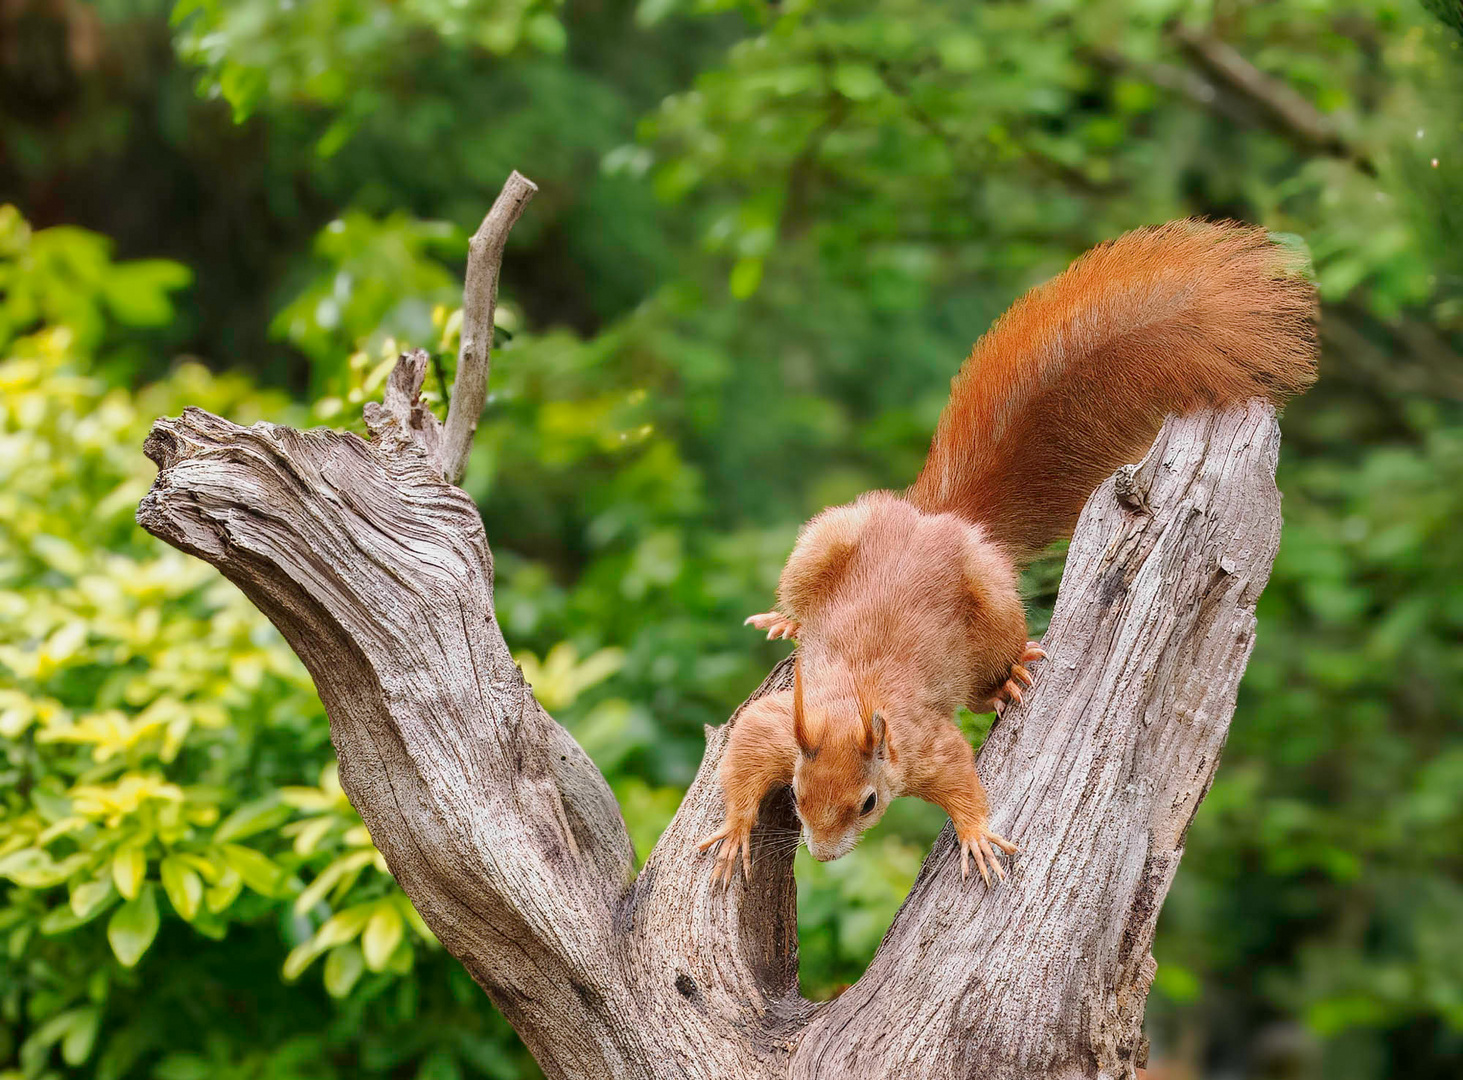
[1113,462,1151,513]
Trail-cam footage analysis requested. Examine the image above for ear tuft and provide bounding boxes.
[867,709,887,758]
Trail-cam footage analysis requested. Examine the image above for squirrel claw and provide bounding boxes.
[990,642,1046,709]
[698,823,752,887]
[959,827,1019,887]
[744,611,801,641]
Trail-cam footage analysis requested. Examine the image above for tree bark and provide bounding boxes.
[137,350,1283,1078]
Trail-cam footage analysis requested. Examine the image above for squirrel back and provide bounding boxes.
[907,220,1318,563]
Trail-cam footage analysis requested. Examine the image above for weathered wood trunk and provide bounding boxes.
[137,347,1283,1078]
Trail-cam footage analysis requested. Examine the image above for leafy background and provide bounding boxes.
[2,0,1462,1077]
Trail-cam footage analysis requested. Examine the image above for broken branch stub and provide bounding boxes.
[440,170,539,485]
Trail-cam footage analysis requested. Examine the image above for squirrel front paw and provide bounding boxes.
[697,819,754,886]
[991,641,1046,713]
[958,823,1019,886]
[744,611,801,641]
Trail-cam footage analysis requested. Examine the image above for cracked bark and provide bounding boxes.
[137,348,1283,1077]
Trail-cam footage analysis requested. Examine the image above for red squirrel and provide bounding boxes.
[699,220,1318,886]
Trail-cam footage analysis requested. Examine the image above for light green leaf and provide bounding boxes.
[399,894,437,945]
[314,904,374,950]
[40,904,88,935]
[362,903,404,971]
[323,942,365,998]
[0,846,85,888]
[1154,961,1202,1003]
[107,885,159,967]
[8,923,33,958]
[61,1005,101,1065]
[205,866,244,914]
[70,876,116,920]
[523,12,567,54]
[160,856,203,921]
[293,849,375,916]
[32,790,73,823]
[729,257,763,300]
[278,787,338,812]
[283,938,326,982]
[290,814,337,856]
[386,936,416,975]
[935,34,986,73]
[219,843,284,897]
[175,851,224,885]
[190,910,228,940]
[20,1007,89,1074]
[213,795,290,843]
[101,259,192,326]
[832,63,883,101]
[112,845,146,900]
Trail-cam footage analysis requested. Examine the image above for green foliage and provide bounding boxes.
[2,0,1463,1075]
[0,217,533,1078]
[1421,0,1463,36]
[174,0,569,121]
[271,210,464,397]
[0,207,190,363]
[1160,407,1463,1066]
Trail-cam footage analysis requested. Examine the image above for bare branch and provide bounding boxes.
[363,348,445,469]
[441,170,539,485]
[1091,27,1377,179]
[1087,47,1255,130]
[1169,24,1378,177]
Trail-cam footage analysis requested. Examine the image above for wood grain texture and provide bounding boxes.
[137,358,1284,1079]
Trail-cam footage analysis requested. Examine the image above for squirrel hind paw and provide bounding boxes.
[990,642,1047,711]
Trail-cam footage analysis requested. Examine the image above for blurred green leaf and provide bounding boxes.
[160,857,204,922]
[362,903,405,972]
[323,942,365,999]
[219,844,285,898]
[107,886,159,968]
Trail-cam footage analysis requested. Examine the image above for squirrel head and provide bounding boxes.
[789,656,896,861]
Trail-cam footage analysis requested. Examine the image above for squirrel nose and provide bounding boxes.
[803,834,839,862]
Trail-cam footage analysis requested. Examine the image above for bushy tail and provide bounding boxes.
[907,220,1318,563]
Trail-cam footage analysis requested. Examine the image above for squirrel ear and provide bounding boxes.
[852,669,885,758]
[792,653,818,756]
[865,709,887,759]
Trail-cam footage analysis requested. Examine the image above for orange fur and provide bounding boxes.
[702,220,1319,886]
[909,219,1317,562]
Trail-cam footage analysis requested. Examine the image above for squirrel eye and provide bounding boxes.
[861,792,877,816]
